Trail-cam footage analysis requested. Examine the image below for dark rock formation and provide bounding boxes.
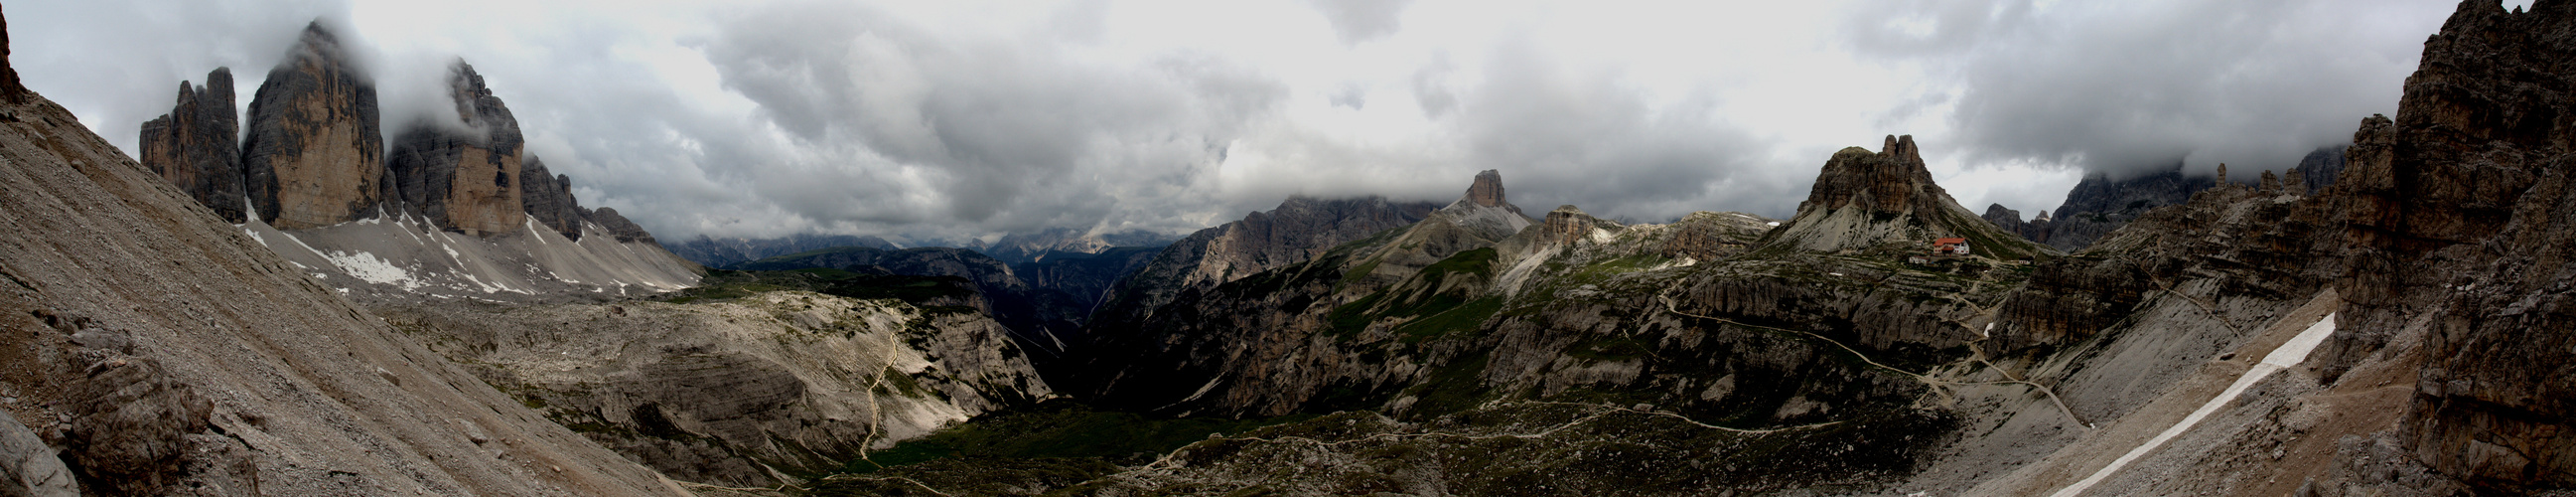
[517,156,582,240]
[664,234,898,267]
[2322,1,2576,491]
[582,207,655,245]
[386,61,525,237]
[240,21,386,229]
[1804,135,1945,215]
[1979,204,2047,244]
[137,68,245,223]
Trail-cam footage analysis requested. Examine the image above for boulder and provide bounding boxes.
[0,411,75,497]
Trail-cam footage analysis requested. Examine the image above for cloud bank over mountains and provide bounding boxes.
[15,0,2456,243]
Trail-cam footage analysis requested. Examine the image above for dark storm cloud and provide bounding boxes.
[692,1,1286,238]
[1845,0,2451,181]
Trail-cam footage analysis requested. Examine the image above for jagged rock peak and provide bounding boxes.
[139,68,246,223]
[240,20,387,230]
[1800,134,1947,216]
[1466,169,1507,208]
[1766,134,2049,259]
[387,59,526,237]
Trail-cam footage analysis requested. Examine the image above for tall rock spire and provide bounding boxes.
[1465,169,1507,208]
[139,68,246,223]
[240,21,386,229]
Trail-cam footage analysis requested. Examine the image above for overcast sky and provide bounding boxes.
[13,0,2472,243]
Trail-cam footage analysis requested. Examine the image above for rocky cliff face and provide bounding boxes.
[1761,135,2050,260]
[137,68,247,223]
[2319,1,2576,491]
[240,22,386,230]
[519,156,582,240]
[387,61,525,237]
